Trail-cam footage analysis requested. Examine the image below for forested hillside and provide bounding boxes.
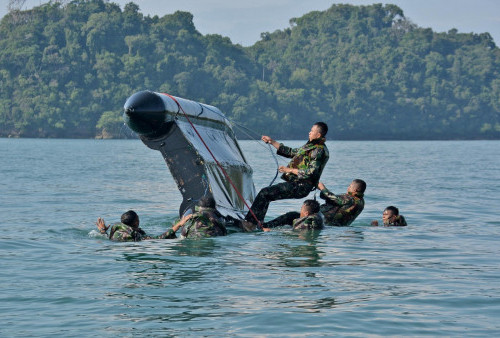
[1,1,499,139]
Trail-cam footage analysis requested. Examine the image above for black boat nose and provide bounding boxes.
[123,91,169,137]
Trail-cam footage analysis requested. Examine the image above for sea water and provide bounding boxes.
[0,138,499,336]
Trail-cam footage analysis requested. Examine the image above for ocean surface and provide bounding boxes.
[1,138,499,336]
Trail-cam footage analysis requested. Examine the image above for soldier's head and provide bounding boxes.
[309,122,328,141]
[199,195,216,209]
[121,210,139,228]
[383,206,399,224]
[348,179,366,194]
[300,199,320,217]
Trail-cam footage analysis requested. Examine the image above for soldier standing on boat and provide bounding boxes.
[245,122,329,224]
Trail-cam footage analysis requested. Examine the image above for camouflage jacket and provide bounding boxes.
[277,137,329,186]
[384,215,407,227]
[152,228,177,239]
[181,206,227,238]
[319,189,365,226]
[292,213,324,231]
[109,223,146,242]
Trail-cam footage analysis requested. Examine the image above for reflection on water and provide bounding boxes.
[271,231,323,268]
[336,227,365,242]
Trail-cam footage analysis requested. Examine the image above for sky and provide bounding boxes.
[1,0,500,47]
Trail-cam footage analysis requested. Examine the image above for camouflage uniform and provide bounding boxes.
[181,206,227,238]
[292,213,324,231]
[108,223,147,242]
[384,215,407,226]
[107,222,178,241]
[246,138,329,223]
[264,211,323,231]
[319,188,364,226]
[152,228,178,239]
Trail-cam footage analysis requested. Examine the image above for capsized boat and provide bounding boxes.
[123,90,255,219]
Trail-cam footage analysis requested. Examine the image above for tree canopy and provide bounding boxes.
[1,1,499,139]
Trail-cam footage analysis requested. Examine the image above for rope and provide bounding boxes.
[162,93,263,230]
[230,121,281,186]
[193,104,282,186]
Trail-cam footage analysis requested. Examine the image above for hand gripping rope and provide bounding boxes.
[162,93,264,230]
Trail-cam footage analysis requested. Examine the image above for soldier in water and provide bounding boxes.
[96,196,228,241]
[263,199,324,231]
[371,206,407,227]
[180,196,227,238]
[318,179,366,226]
[96,210,190,241]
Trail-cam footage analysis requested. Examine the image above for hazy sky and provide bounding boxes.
[2,0,500,47]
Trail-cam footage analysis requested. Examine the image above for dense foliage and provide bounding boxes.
[1,1,499,139]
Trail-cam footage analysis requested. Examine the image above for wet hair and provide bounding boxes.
[199,195,216,209]
[385,206,399,216]
[303,199,320,214]
[314,122,328,137]
[121,210,139,226]
[352,179,366,193]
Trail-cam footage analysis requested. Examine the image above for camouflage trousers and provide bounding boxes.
[263,211,300,228]
[245,181,314,223]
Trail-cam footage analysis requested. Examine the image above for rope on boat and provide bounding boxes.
[163,93,263,230]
